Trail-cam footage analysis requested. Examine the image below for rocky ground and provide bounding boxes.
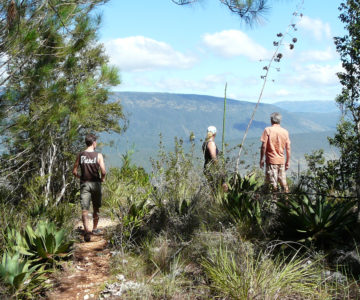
[47,217,117,300]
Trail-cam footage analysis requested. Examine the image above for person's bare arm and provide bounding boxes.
[260,142,266,168]
[72,154,81,179]
[98,153,106,182]
[285,142,291,171]
[207,141,217,161]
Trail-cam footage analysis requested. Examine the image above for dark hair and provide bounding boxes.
[85,134,97,146]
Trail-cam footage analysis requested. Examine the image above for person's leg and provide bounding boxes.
[92,182,102,232]
[266,164,278,192]
[80,182,92,241]
[278,165,289,193]
[82,210,91,233]
[93,207,99,231]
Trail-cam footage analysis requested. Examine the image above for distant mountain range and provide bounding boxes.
[101,92,340,172]
[274,100,338,113]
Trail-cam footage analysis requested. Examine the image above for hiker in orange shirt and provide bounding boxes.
[259,112,291,193]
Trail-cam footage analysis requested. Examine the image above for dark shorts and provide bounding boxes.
[80,181,102,211]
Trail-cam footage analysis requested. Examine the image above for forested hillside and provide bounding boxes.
[102,92,339,170]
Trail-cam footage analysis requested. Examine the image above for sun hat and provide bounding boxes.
[207,126,217,134]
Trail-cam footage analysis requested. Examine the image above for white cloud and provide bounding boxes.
[127,73,239,93]
[275,89,291,96]
[286,63,342,86]
[154,78,210,91]
[202,29,270,61]
[104,36,197,72]
[298,16,332,40]
[298,47,336,62]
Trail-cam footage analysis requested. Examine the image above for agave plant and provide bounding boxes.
[277,193,356,244]
[0,252,47,296]
[6,220,74,266]
[222,173,262,225]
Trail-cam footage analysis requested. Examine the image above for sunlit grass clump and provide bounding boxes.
[202,246,331,299]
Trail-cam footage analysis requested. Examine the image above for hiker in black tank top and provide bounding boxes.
[203,126,228,192]
[203,126,219,169]
[202,140,219,168]
[79,151,101,182]
[73,134,106,242]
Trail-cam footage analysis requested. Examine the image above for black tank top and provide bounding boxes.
[202,141,219,168]
[79,151,101,182]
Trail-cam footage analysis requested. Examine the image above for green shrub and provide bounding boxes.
[221,173,262,226]
[148,138,206,239]
[0,203,25,257]
[104,154,153,250]
[277,193,356,245]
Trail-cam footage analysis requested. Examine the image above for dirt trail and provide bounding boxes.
[47,218,117,300]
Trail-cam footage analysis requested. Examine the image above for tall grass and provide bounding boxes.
[203,246,331,299]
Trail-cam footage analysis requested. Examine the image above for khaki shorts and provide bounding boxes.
[265,164,288,191]
[80,181,102,211]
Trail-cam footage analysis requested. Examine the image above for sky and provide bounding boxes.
[98,0,345,103]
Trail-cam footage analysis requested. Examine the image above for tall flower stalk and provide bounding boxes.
[234,0,304,177]
[222,82,228,155]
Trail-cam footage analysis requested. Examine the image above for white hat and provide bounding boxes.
[207,126,217,134]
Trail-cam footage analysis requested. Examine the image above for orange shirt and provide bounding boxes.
[260,124,290,165]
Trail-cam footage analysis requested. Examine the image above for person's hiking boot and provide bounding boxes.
[92,228,103,235]
[84,232,91,242]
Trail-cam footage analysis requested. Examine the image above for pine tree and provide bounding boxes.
[171,0,269,24]
[0,0,126,205]
[331,0,360,219]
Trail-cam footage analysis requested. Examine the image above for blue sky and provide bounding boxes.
[99,0,345,103]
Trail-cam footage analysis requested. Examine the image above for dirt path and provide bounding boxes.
[47,218,117,300]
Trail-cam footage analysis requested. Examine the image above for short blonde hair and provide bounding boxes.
[206,131,214,141]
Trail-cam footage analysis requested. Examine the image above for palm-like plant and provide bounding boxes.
[277,194,356,244]
[222,173,262,225]
[0,252,47,296]
[6,220,73,266]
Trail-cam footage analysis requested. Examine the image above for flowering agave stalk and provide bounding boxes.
[234,0,304,177]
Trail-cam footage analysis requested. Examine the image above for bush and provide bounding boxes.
[221,173,262,226]
[103,153,153,251]
[276,193,356,246]
[149,137,206,240]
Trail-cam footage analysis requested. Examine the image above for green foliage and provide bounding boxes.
[0,203,27,257]
[149,137,204,238]
[0,252,48,298]
[6,220,74,266]
[0,253,35,291]
[104,153,153,249]
[277,194,356,244]
[301,149,353,195]
[151,137,199,207]
[0,0,126,205]
[119,195,149,246]
[202,246,329,299]
[152,137,200,214]
[172,0,269,25]
[332,1,360,215]
[221,173,262,225]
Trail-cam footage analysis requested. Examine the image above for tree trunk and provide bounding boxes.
[357,120,360,222]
